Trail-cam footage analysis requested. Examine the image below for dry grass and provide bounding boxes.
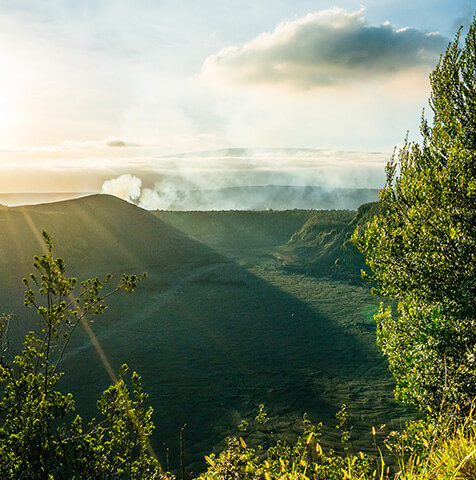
[397,425,476,480]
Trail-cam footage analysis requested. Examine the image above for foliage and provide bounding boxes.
[390,411,476,480]
[196,406,373,480]
[335,404,353,448]
[353,19,476,414]
[193,406,476,480]
[0,231,160,479]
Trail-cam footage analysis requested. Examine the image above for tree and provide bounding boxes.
[353,20,476,415]
[0,232,161,479]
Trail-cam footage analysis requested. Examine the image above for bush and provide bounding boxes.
[0,232,160,479]
[353,18,476,415]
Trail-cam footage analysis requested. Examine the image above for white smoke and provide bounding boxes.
[138,188,170,210]
[100,175,183,209]
[99,148,387,210]
[100,174,380,211]
[101,174,142,203]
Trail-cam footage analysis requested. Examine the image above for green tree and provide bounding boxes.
[0,231,160,479]
[353,20,476,415]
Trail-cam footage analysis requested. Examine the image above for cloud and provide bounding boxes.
[106,140,127,148]
[1,146,391,195]
[201,8,448,88]
[0,138,140,154]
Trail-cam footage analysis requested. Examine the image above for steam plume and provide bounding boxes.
[101,174,142,203]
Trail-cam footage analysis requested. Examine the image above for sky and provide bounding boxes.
[0,0,475,202]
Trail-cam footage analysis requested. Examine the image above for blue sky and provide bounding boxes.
[0,0,474,198]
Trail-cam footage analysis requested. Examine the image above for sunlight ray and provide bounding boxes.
[1,209,25,269]
[73,299,158,460]
[17,206,48,254]
[67,197,143,267]
[73,300,118,383]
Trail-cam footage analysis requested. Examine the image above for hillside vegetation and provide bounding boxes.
[276,203,377,279]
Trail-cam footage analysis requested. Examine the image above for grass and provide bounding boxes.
[176,410,476,480]
[397,419,476,480]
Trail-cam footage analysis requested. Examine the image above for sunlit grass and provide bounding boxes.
[397,422,476,480]
[189,411,476,480]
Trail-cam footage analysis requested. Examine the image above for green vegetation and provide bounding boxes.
[353,19,476,416]
[193,409,476,480]
[196,406,373,480]
[0,232,160,479]
[277,204,377,279]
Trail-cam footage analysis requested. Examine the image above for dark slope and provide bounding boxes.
[59,254,409,475]
[0,194,221,273]
[275,203,378,279]
[153,210,313,251]
[0,194,222,338]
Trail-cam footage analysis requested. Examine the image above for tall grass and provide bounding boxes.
[396,417,476,480]
[185,407,476,480]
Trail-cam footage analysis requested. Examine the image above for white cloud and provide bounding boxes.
[0,144,392,194]
[201,8,448,88]
[0,138,140,154]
